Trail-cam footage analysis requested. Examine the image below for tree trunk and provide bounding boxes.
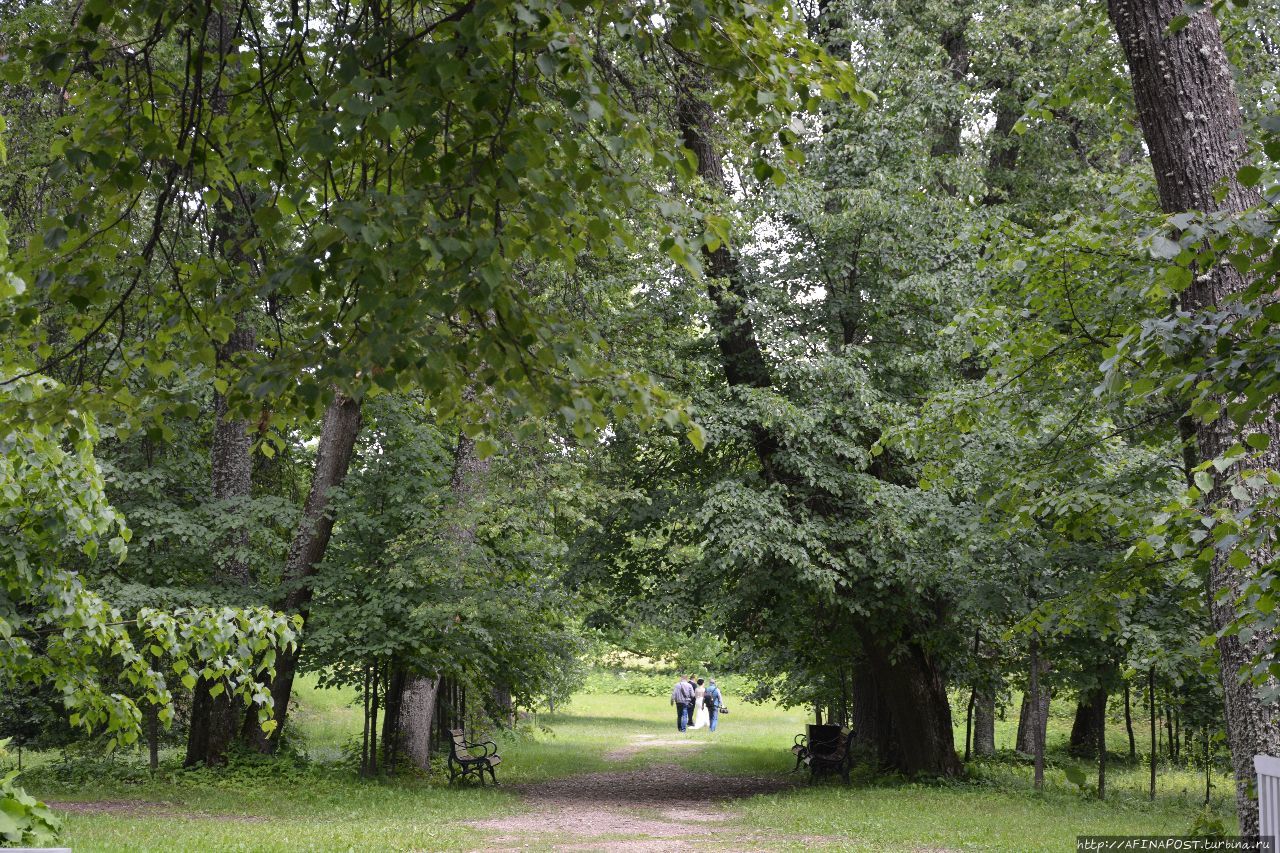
[851,662,904,771]
[243,392,363,751]
[861,632,963,777]
[187,325,256,767]
[1149,667,1157,801]
[1098,711,1107,801]
[1016,666,1051,755]
[972,690,996,757]
[929,23,970,160]
[1029,633,1045,791]
[491,684,514,728]
[1107,0,1280,832]
[1125,682,1137,761]
[208,322,256,587]
[185,0,257,769]
[146,703,160,773]
[674,62,782,482]
[394,675,441,772]
[964,689,975,762]
[1069,687,1109,759]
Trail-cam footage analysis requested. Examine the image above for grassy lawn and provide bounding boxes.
[10,676,1235,851]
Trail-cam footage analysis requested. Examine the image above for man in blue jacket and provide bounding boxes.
[706,679,723,732]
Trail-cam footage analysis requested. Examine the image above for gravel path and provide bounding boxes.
[463,736,821,852]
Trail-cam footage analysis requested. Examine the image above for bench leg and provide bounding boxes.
[487,764,498,785]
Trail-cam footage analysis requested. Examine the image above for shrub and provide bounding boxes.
[0,740,63,847]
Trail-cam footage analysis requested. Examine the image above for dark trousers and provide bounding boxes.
[677,702,691,731]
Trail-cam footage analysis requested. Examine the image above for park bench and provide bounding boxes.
[799,725,851,784]
[447,728,501,785]
[790,733,810,772]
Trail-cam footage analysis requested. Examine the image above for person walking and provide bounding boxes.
[670,674,695,732]
[706,679,722,732]
[691,678,710,730]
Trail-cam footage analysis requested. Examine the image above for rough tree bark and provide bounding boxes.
[1107,0,1280,833]
[243,392,363,751]
[972,691,996,757]
[860,632,963,776]
[1015,657,1051,756]
[851,663,904,770]
[384,672,441,773]
[1015,690,1051,754]
[675,57,960,778]
[930,23,970,160]
[1030,634,1045,790]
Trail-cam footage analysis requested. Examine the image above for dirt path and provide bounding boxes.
[463,735,830,852]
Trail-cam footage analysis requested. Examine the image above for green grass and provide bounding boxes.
[9,676,1237,851]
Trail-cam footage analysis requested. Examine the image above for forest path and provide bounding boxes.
[462,734,822,852]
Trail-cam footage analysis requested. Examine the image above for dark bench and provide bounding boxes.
[447,728,501,785]
[803,726,851,784]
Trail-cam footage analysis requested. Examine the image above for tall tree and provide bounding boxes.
[185,1,259,767]
[383,426,490,770]
[675,53,961,776]
[1106,0,1280,833]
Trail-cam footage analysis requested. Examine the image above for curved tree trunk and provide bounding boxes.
[243,392,363,751]
[1107,0,1280,833]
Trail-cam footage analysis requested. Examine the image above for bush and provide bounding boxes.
[0,740,63,847]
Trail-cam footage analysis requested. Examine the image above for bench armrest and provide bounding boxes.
[462,739,498,758]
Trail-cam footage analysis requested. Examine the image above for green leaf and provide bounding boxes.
[1237,165,1263,187]
[1150,235,1181,259]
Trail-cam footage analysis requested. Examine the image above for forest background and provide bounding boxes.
[3,0,1280,846]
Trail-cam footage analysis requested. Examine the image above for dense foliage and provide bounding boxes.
[3,0,1280,841]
